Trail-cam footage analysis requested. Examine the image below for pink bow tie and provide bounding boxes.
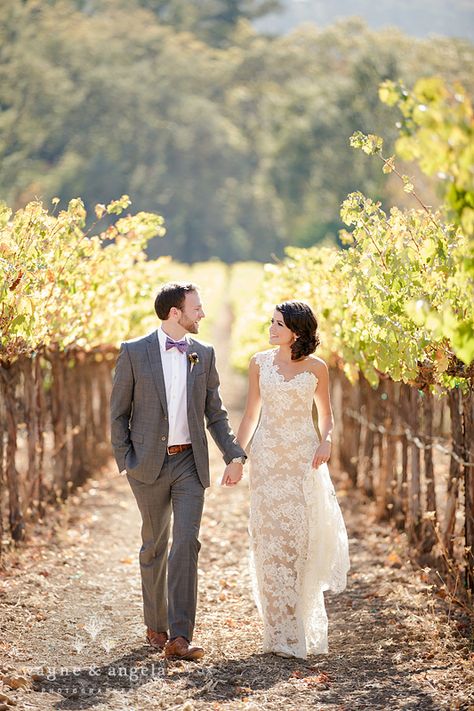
[165,336,188,354]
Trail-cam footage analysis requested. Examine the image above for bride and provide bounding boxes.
[222,300,350,658]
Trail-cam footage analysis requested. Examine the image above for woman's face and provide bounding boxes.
[269,309,295,346]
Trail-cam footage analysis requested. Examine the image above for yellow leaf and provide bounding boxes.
[385,551,402,568]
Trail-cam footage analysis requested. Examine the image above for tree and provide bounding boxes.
[113,0,282,45]
[1,4,473,261]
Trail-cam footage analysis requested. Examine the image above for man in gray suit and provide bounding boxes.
[110,282,246,660]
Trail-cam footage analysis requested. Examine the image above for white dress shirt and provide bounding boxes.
[157,326,191,446]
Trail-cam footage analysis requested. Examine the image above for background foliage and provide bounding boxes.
[231,78,474,390]
[1,0,473,262]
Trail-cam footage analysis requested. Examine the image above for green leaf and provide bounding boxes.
[402,175,414,193]
[106,195,131,216]
[378,80,400,107]
[382,156,395,174]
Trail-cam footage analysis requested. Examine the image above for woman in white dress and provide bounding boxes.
[223,301,350,658]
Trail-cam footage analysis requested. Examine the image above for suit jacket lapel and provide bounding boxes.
[186,340,199,411]
[146,331,168,417]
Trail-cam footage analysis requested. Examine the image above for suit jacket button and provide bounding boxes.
[161,436,166,441]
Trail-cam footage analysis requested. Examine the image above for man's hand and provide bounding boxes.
[220,461,244,487]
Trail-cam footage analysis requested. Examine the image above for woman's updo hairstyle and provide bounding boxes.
[276,301,320,361]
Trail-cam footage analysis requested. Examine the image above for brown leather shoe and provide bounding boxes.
[146,627,168,650]
[164,636,204,661]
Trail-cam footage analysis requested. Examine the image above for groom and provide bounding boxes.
[110,282,246,660]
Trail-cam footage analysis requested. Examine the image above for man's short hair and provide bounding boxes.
[154,282,198,320]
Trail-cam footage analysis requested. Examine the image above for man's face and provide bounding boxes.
[178,290,205,333]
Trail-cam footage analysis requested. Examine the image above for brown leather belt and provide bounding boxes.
[167,443,192,456]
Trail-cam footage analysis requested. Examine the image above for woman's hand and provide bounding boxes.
[220,461,244,487]
[312,440,331,469]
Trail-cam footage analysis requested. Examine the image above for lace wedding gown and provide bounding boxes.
[248,349,350,658]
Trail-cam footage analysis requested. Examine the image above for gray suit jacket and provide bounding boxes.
[110,330,245,486]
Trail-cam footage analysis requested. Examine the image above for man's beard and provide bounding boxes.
[178,314,199,334]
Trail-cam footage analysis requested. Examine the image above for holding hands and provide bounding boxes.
[220,460,244,487]
[221,440,331,483]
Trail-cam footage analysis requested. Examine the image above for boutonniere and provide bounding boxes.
[188,352,199,372]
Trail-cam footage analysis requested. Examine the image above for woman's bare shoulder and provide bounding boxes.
[306,354,328,376]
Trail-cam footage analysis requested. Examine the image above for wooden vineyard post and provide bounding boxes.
[0,398,4,559]
[375,432,386,520]
[444,388,463,556]
[66,355,85,489]
[22,356,38,516]
[463,384,474,593]
[339,372,360,486]
[97,356,110,445]
[352,374,363,486]
[50,350,69,500]
[95,353,114,465]
[376,379,396,521]
[387,380,398,520]
[408,387,422,543]
[0,365,25,542]
[359,376,375,498]
[396,383,410,531]
[83,361,95,470]
[421,389,437,553]
[34,354,46,515]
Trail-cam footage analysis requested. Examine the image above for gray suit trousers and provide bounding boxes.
[127,448,204,641]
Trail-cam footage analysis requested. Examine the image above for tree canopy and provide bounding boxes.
[0,0,472,261]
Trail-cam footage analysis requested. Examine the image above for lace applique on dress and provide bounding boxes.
[248,349,350,658]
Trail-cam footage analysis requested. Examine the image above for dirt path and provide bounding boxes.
[0,312,473,711]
